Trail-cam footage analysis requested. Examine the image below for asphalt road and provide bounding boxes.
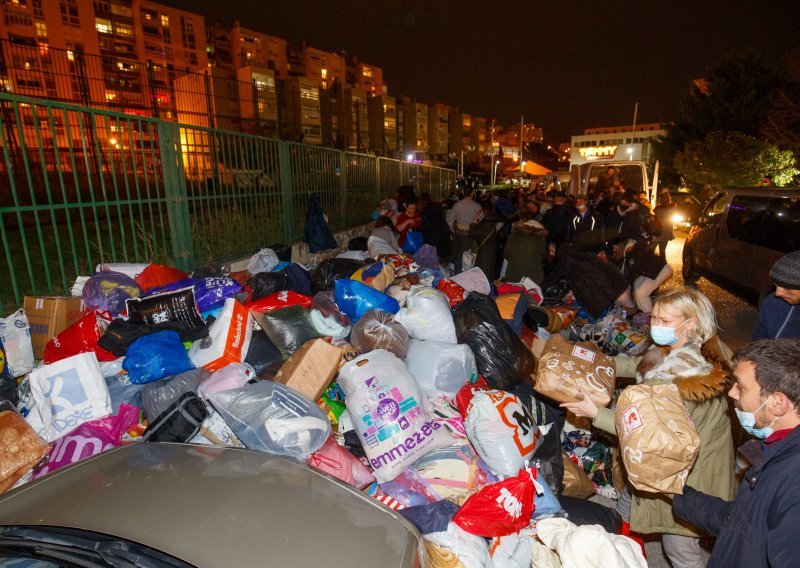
[662,232,758,351]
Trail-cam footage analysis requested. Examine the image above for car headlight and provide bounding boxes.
[672,213,685,224]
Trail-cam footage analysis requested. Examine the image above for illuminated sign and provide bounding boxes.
[578,145,618,160]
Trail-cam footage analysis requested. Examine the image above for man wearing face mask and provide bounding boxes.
[671,339,800,568]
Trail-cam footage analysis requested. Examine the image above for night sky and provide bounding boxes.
[163,0,797,145]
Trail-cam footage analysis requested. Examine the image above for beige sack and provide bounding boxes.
[534,336,616,407]
[615,383,701,494]
[561,451,595,499]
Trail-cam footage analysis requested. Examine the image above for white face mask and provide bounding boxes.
[735,396,778,439]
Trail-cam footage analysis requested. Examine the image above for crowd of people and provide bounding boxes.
[368,181,800,568]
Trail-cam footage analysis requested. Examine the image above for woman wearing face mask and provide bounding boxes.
[562,288,735,568]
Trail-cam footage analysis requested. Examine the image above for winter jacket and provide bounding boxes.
[542,204,573,246]
[420,201,453,258]
[568,209,605,244]
[752,292,800,340]
[673,425,800,568]
[502,221,547,283]
[594,339,736,536]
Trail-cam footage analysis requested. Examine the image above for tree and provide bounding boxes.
[762,47,800,159]
[674,131,798,188]
[653,51,788,183]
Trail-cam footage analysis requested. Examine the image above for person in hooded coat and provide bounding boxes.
[418,193,453,260]
[503,214,549,284]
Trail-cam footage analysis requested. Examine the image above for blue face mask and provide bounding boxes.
[650,320,688,346]
[735,396,778,439]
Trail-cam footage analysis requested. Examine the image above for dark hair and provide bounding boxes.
[734,339,800,407]
[374,216,396,232]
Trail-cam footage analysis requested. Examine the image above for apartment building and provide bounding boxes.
[401,97,428,153]
[230,22,288,80]
[338,86,369,151]
[302,45,344,90]
[346,57,384,96]
[472,117,488,154]
[367,94,397,155]
[427,103,449,159]
[283,76,322,144]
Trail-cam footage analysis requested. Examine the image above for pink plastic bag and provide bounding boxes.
[307,436,375,489]
[197,363,256,400]
[32,404,140,479]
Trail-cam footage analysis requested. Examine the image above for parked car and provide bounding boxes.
[0,443,421,567]
[668,190,703,230]
[682,187,800,296]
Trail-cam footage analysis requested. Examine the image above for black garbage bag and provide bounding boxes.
[284,263,313,296]
[192,264,224,278]
[266,242,292,262]
[311,258,366,294]
[304,193,338,252]
[453,292,535,392]
[248,271,290,302]
[252,305,320,359]
[245,328,284,379]
[99,318,209,356]
[348,236,368,251]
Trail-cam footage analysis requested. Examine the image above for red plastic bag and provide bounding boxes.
[246,290,312,314]
[453,468,536,537]
[437,279,466,308]
[307,436,376,489]
[455,376,491,417]
[134,264,188,293]
[43,311,117,364]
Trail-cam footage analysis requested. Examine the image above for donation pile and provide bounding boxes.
[1,245,652,567]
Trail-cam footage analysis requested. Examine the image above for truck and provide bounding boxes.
[567,159,659,207]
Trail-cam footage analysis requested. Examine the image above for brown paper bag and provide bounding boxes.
[534,336,616,407]
[615,383,701,494]
[561,451,595,498]
[273,339,342,402]
[0,407,51,494]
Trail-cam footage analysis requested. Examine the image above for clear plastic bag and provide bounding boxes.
[82,270,141,316]
[404,339,477,399]
[141,368,210,422]
[394,285,457,343]
[0,309,35,377]
[208,379,330,460]
[350,309,409,359]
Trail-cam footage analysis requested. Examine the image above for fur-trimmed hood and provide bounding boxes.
[635,338,733,403]
[511,220,548,236]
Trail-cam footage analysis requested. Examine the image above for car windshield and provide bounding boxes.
[0,526,193,568]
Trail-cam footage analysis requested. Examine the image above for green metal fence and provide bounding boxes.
[0,92,456,311]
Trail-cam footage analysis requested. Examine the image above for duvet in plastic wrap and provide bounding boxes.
[453,293,535,392]
[404,339,477,399]
[208,380,330,460]
[338,349,453,483]
[196,363,256,400]
[464,389,541,477]
[394,285,457,343]
[350,309,409,359]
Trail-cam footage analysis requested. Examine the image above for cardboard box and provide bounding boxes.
[23,296,84,359]
[273,339,342,402]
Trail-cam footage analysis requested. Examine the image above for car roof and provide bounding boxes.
[0,443,420,568]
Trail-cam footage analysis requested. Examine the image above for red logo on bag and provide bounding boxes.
[571,345,596,363]
[621,404,644,438]
[496,396,539,456]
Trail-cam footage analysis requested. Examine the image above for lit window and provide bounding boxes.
[161,14,169,27]
[105,91,117,101]
[35,22,47,37]
[362,66,372,77]
[321,68,327,78]
[66,50,74,61]
[95,18,112,34]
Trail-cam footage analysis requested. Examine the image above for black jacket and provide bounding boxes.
[542,204,573,246]
[567,209,604,242]
[673,425,800,568]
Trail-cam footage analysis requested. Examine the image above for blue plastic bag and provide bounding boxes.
[146,277,241,312]
[334,279,399,322]
[123,330,194,385]
[401,231,424,254]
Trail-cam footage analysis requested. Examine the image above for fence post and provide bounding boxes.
[278,140,296,242]
[157,121,194,270]
[375,157,382,204]
[340,150,349,228]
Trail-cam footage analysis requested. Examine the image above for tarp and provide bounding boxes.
[523,161,553,176]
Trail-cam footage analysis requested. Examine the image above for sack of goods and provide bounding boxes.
[534,336,616,407]
[338,349,453,483]
[614,383,701,494]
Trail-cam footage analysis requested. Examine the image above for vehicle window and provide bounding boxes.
[726,195,772,244]
[764,196,800,253]
[703,192,727,220]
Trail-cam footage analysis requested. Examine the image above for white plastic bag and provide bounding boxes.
[464,390,541,477]
[394,285,457,343]
[404,339,477,399]
[489,527,536,568]
[208,380,330,460]
[189,298,253,371]
[450,267,491,295]
[28,352,112,442]
[339,349,453,483]
[423,522,492,568]
[247,248,280,275]
[0,309,35,377]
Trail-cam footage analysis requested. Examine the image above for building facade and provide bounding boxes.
[570,123,666,166]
